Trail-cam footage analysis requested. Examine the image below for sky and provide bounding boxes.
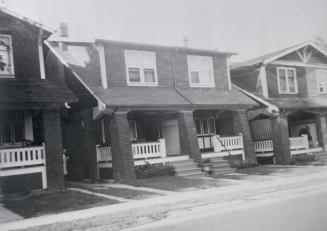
[2,0,327,62]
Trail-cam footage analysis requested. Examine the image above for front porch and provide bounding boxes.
[250,110,327,164]
[0,109,65,192]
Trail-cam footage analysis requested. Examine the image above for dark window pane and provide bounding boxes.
[191,71,200,83]
[195,119,202,134]
[144,69,155,82]
[202,119,208,134]
[128,68,140,82]
[14,124,23,143]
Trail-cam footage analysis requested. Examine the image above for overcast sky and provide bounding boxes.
[3,0,327,61]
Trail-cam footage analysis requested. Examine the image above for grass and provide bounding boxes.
[2,190,118,218]
[132,176,232,192]
[82,186,161,200]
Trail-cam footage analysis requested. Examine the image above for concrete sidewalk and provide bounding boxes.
[1,166,327,231]
[0,203,23,224]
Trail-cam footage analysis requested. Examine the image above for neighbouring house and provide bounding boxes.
[45,36,259,183]
[0,8,77,193]
[231,42,327,164]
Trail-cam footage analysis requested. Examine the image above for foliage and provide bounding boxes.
[135,163,175,179]
[290,153,316,165]
[230,158,258,169]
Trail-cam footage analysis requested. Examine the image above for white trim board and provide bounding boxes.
[271,60,327,69]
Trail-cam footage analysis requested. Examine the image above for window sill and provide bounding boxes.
[190,84,215,88]
[127,82,158,87]
[278,92,298,95]
[0,74,15,78]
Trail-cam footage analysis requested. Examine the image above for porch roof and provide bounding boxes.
[266,96,327,109]
[0,79,77,106]
[177,88,258,107]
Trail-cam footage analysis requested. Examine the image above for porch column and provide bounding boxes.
[315,112,327,150]
[271,113,291,164]
[43,109,64,190]
[178,111,201,163]
[109,112,136,183]
[233,110,257,163]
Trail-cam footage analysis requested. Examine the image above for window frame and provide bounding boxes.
[316,69,327,94]
[195,118,216,136]
[124,50,158,86]
[0,34,15,78]
[277,67,298,94]
[187,55,215,88]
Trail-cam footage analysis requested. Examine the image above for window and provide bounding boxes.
[187,55,214,87]
[0,34,14,77]
[317,70,327,94]
[0,124,24,146]
[125,50,157,86]
[195,118,216,135]
[277,67,297,94]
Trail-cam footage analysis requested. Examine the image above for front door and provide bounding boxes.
[162,119,181,156]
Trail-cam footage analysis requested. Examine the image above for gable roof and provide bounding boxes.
[232,41,327,69]
[46,39,257,109]
[0,7,55,34]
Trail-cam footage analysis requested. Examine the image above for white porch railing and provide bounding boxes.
[0,146,46,169]
[290,135,309,150]
[203,134,245,160]
[132,139,166,160]
[254,140,274,153]
[0,145,47,189]
[96,145,112,163]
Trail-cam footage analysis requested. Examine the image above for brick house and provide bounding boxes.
[231,42,327,164]
[0,8,76,192]
[45,37,258,183]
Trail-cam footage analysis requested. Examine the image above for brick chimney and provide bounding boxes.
[59,22,68,51]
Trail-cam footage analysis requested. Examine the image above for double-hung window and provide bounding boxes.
[125,50,158,86]
[317,70,327,94]
[195,118,216,136]
[277,67,297,94]
[0,34,14,77]
[187,55,214,87]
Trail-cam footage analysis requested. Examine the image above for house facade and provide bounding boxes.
[231,42,327,164]
[0,8,76,192]
[45,38,258,183]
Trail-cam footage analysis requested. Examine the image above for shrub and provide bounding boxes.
[290,153,316,165]
[135,163,175,179]
[231,159,258,169]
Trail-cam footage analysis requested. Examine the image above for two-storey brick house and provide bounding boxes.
[45,38,258,183]
[231,42,327,164]
[0,8,76,192]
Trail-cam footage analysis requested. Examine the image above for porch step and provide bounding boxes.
[314,152,327,161]
[170,159,204,177]
[208,157,235,175]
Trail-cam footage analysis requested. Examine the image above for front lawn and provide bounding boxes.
[2,190,118,218]
[132,176,232,192]
[82,186,162,200]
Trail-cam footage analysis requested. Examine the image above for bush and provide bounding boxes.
[231,159,258,169]
[290,153,316,165]
[135,163,175,179]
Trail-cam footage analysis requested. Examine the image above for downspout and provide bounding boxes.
[172,48,193,105]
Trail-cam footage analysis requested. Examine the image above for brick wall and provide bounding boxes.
[109,112,136,183]
[103,42,230,90]
[62,108,98,181]
[43,109,65,190]
[178,111,201,163]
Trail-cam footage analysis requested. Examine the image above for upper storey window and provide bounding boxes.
[0,34,14,77]
[317,70,327,94]
[124,50,158,86]
[187,55,214,88]
[277,67,297,94]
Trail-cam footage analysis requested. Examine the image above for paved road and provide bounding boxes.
[128,190,327,231]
